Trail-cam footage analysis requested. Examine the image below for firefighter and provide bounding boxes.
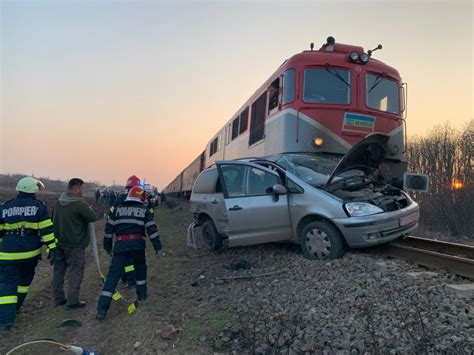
[0,177,58,331]
[110,175,142,287]
[96,186,162,320]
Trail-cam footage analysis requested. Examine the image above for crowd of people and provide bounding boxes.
[95,185,161,208]
[0,175,163,331]
[95,189,118,207]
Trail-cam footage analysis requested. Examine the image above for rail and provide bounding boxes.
[383,236,474,279]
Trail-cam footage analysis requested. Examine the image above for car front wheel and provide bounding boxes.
[201,219,223,251]
[300,220,344,260]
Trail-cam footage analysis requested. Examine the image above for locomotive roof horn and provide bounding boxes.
[321,36,336,51]
[368,44,383,57]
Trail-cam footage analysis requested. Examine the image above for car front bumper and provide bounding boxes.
[332,202,419,248]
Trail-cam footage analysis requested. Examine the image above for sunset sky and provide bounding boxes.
[1,1,472,188]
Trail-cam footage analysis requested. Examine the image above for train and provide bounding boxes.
[163,36,408,197]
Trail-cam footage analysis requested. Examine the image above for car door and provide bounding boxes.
[216,161,292,247]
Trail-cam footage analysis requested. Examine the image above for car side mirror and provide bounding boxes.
[403,173,429,192]
[272,184,288,195]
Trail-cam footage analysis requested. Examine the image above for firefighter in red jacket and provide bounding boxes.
[96,186,162,320]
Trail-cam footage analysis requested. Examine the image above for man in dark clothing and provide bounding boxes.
[52,178,96,309]
[95,189,100,203]
[0,177,58,331]
[96,186,162,320]
[109,191,117,206]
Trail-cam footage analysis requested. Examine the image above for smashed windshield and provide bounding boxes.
[276,154,367,187]
[276,154,338,186]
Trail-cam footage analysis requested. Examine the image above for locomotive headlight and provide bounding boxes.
[313,137,324,147]
[349,51,359,62]
[359,52,369,64]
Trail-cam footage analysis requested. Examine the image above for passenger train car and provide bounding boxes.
[163,37,407,197]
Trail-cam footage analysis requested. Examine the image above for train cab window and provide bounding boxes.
[267,78,280,114]
[231,116,239,140]
[239,107,249,134]
[249,93,267,146]
[209,137,218,156]
[366,74,400,114]
[282,69,295,104]
[303,68,350,104]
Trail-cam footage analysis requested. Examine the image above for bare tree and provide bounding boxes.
[407,120,473,238]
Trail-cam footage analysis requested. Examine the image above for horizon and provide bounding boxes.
[1,1,472,188]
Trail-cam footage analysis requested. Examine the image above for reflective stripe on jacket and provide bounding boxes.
[105,200,159,253]
[0,193,57,263]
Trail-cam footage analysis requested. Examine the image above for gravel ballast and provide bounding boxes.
[185,238,473,354]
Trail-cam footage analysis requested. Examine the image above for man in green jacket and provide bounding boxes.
[52,178,96,309]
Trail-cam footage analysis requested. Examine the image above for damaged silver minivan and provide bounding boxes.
[188,133,420,260]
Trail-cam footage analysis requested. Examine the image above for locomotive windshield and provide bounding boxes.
[303,68,351,104]
[366,74,400,114]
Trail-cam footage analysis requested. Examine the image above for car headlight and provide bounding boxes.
[345,202,383,217]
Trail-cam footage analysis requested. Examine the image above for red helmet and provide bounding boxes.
[126,186,146,203]
[126,175,140,188]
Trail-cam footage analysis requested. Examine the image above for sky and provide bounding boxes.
[0,0,472,188]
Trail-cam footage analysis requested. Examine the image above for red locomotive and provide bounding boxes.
[164,37,407,196]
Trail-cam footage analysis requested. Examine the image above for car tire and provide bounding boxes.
[201,219,223,251]
[300,220,344,260]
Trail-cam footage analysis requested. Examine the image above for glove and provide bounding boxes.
[151,238,162,254]
[155,249,164,263]
[48,249,59,266]
[104,238,113,257]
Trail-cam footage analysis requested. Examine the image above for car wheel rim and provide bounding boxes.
[203,226,213,247]
[305,228,331,259]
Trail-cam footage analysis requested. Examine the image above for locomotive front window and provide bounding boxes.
[366,74,400,114]
[303,68,350,104]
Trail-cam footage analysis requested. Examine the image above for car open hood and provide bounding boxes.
[324,133,389,188]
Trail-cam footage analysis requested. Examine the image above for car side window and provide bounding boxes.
[221,165,247,197]
[215,177,223,193]
[287,178,304,194]
[246,167,280,196]
[193,169,219,194]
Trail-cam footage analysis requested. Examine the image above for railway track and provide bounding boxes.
[383,236,474,279]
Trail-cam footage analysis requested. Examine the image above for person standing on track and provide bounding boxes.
[0,177,59,331]
[51,178,96,309]
[96,186,162,320]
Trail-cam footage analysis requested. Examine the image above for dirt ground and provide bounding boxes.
[0,195,226,354]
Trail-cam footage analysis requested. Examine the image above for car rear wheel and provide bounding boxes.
[300,220,344,260]
[201,219,223,251]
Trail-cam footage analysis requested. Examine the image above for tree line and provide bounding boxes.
[406,119,473,238]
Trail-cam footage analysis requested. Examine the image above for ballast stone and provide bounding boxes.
[405,271,438,278]
[446,283,474,298]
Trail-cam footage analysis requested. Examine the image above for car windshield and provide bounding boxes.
[276,154,365,187]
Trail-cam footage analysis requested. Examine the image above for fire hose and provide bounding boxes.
[88,223,137,314]
[6,338,98,354]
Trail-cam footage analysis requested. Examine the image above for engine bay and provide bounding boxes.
[326,176,410,212]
